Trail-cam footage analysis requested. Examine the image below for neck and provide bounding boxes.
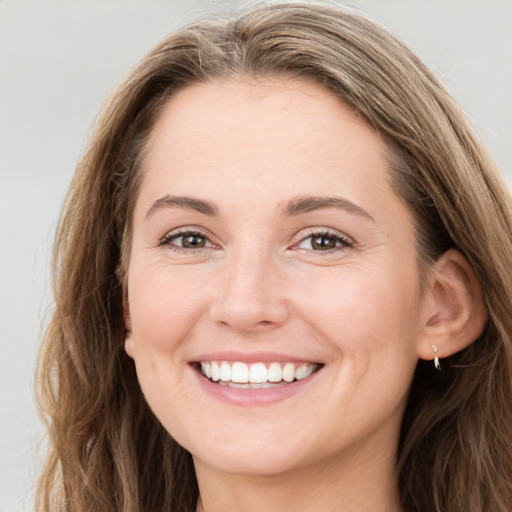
[194,438,402,512]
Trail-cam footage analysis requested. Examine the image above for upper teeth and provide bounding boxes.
[200,361,317,384]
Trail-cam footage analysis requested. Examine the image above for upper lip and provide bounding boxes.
[192,350,322,364]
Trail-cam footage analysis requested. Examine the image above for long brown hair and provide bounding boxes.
[36,3,512,511]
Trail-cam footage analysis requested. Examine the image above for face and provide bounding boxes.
[124,77,427,478]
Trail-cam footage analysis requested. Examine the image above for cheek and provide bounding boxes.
[292,262,422,362]
[307,266,421,411]
[127,264,207,358]
[125,266,206,429]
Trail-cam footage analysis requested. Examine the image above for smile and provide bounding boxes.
[199,361,320,388]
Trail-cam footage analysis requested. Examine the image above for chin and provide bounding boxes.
[193,447,304,478]
[182,425,311,477]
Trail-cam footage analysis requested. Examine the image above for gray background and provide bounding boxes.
[1,1,511,510]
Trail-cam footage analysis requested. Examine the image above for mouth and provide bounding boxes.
[196,361,322,388]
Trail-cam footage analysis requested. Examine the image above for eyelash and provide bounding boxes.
[158,228,353,254]
[292,229,354,252]
[158,229,215,251]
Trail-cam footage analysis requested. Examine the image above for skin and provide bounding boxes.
[123,77,484,512]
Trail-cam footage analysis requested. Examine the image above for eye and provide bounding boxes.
[159,230,214,249]
[295,231,353,251]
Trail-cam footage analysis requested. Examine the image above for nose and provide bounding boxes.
[209,248,290,334]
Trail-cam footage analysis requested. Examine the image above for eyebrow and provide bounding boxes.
[145,194,373,221]
[283,196,374,221]
[145,195,219,218]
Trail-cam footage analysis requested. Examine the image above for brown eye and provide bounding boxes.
[181,233,206,248]
[311,234,338,250]
[295,231,352,251]
[160,230,213,249]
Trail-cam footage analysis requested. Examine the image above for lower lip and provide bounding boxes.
[192,367,321,406]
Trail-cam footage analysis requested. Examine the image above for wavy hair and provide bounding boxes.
[36,3,512,511]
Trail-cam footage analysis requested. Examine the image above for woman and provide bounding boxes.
[36,3,512,511]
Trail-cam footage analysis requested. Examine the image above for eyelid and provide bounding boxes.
[157,225,353,252]
[158,226,220,249]
[290,227,354,250]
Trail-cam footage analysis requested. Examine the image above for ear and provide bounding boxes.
[417,249,487,362]
[123,295,135,359]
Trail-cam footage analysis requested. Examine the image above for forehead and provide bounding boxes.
[130,76,418,269]
[140,77,392,202]
[148,76,377,145]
